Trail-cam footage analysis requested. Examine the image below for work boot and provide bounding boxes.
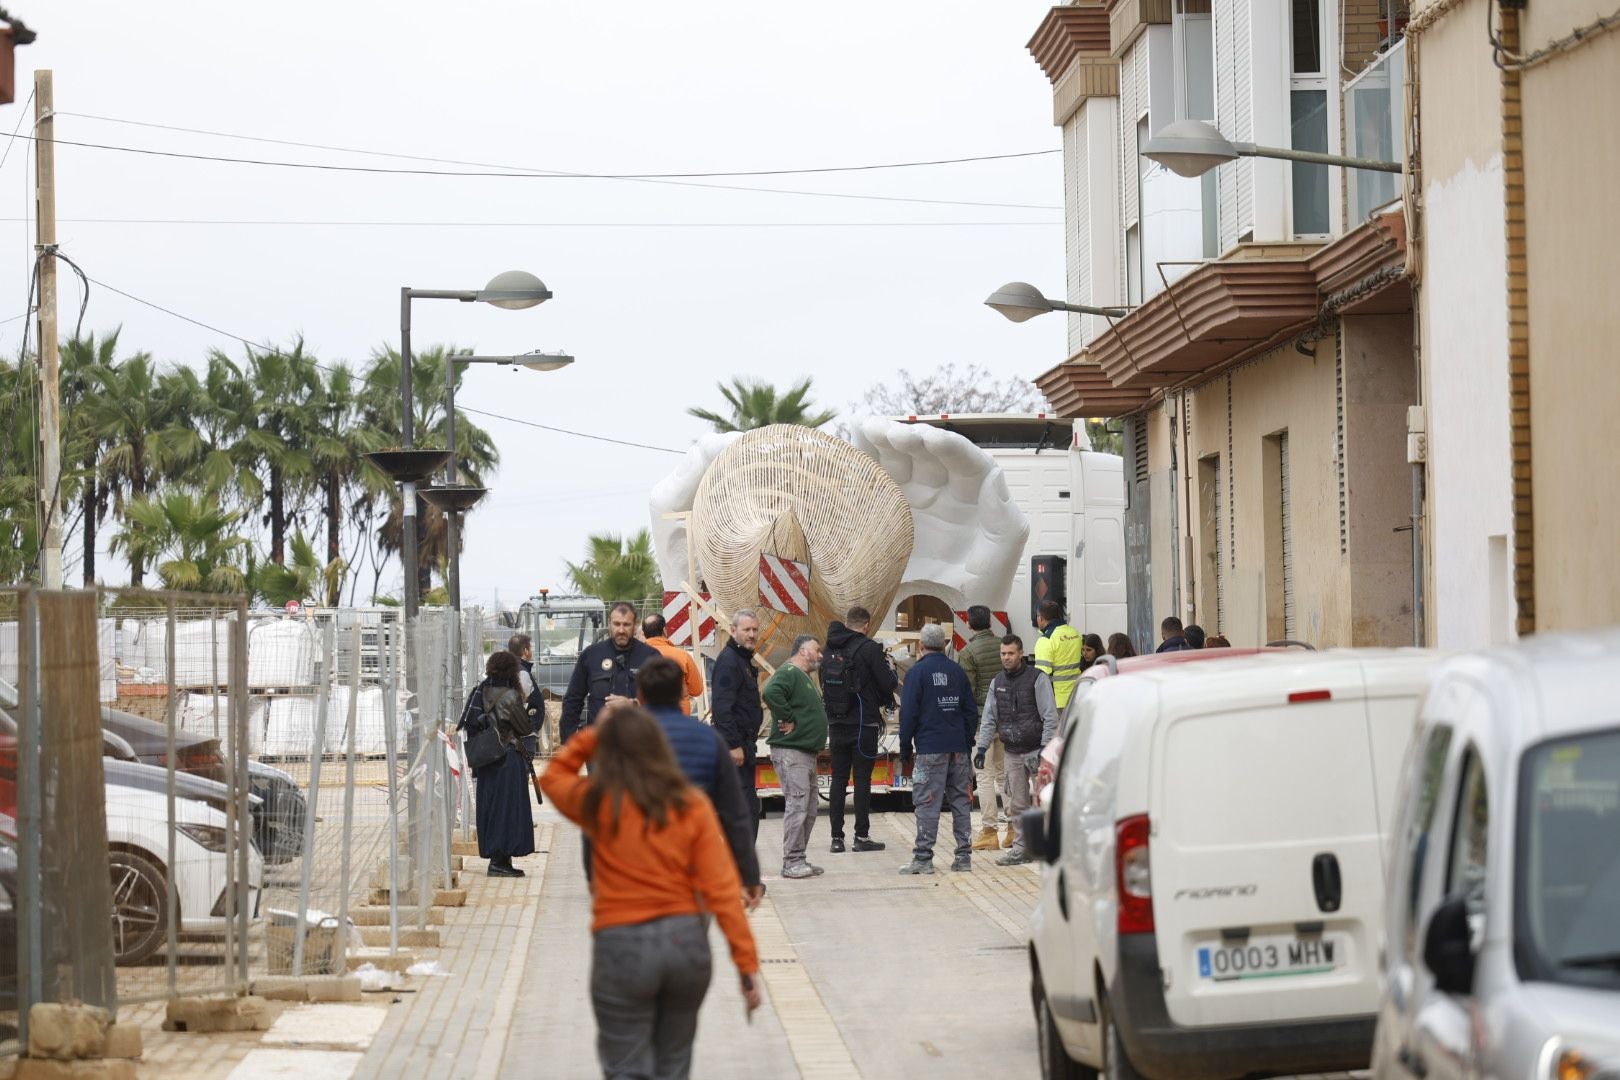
[996,851,1033,867]
[898,858,935,875]
[852,836,886,852]
[782,863,817,879]
[951,855,972,873]
[830,837,846,854]
[1002,825,1017,850]
[972,827,1001,851]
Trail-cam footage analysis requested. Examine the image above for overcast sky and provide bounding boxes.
[3,0,1067,611]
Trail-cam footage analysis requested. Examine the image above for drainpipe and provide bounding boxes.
[1499,7,1535,635]
[1167,401,1182,624]
[1181,392,1196,626]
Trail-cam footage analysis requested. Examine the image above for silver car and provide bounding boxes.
[1373,628,1620,1079]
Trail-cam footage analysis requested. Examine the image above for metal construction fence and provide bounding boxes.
[0,588,483,1054]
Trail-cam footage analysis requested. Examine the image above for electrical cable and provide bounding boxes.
[81,272,686,456]
[0,216,1061,229]
[54,112,1060,179]
[1488,0,1620,70]
[2,132,1064,212]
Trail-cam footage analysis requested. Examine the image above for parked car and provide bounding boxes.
[0,679,306,865]
[0,838,15,1010]
[1024,649,1439,1080]
[1371,629,1620,1080]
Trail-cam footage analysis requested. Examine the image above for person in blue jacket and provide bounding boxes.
[898,623,980,875]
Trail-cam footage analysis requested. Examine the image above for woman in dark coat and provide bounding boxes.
[475,650,536,877]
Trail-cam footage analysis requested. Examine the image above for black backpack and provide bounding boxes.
[821,644,858,720]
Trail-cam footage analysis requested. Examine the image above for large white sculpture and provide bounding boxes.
[649,418,1029,634]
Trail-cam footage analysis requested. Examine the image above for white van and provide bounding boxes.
[1025,649,1440,1079]
[1371,629,1620,1080]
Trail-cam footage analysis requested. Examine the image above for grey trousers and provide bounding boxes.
[1003,748,1039,857]
[770,747,818,869]
[591,914,713,1080]
[912,752,974,861]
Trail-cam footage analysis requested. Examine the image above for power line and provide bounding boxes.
[82,273,687,456]
[2,133,1063,212]
[56,112,1061,179]
[0,216,1060,229]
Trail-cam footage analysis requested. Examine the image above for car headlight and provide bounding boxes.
[176,824,230,853]
[1542,1040,1620,1080]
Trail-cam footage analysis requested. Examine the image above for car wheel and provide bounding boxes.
[1101,991,1147,1080]
[1037,979,1096,1080]
[108,849,169,966]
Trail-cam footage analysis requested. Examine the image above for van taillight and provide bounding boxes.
[1116,814,1154,934]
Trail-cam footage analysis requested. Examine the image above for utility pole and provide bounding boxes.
[33,70,62,590]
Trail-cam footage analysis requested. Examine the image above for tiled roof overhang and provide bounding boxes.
[1027,4,1112,83]
[1037,362,1154,417]
[1034,208,1410,417]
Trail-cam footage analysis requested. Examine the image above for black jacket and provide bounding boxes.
[822,621,898,728]
[710,640,764,757]
[559,637,661,741]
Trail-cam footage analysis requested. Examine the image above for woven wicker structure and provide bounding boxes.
[691,425,914,650]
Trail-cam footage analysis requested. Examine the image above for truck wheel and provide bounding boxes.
[1101,992,1147,1080]
[1037,979,1095,1080]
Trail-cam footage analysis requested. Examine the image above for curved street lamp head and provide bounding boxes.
[477,270,552,310]
[1141,119,1240,178]
[984,281,1054,323]
[519,352,574,373]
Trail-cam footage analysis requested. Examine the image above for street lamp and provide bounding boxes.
[433,351,576,615]
[1140,118,1402,179]
[984,281,1132,323]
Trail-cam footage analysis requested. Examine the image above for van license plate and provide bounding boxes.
[1197,935,1341,982]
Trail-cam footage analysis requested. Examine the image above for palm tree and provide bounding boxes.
[59,334,123,585]
[111,490,249,593]
[81,351,190,587]
[565,530,662,604]
[310,362,387,567]
[0,356,39,584]
[687,377,836,433]
[251,531,345,607]
[361,345,499,599]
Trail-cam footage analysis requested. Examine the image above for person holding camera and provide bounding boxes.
[972,635,1059,867]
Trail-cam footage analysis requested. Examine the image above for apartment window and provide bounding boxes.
[1175,7,1220,258]
[1263,430,1294,641]
[1290,0,1330,237]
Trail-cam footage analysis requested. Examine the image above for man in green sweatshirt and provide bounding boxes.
[764,634,829,879]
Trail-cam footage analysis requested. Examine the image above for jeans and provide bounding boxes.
[591,914,713,1080]
[973,734,1006,828]
[827,724,878,840]
[770,747,818,870]
[911,752,974,862]
[1002,748,1040,857]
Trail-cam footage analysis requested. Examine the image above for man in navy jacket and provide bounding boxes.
[898,623,979,875]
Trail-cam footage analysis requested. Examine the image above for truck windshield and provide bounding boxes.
[1515,726,1620,990]
[533,613,600,658]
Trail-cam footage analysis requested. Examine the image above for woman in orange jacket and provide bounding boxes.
[541,704,762,1079]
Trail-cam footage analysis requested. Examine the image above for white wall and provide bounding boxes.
[1423,154,1515,649]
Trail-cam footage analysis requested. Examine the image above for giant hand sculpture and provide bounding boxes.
[648,419,1028,642]
[848,418,1028,613]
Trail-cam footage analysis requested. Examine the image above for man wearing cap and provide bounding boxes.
[897,623,979,875]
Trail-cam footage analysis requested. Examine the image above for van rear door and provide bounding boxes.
[1150,668,1386,1027]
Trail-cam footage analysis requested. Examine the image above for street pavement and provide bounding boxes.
[125,799,1367,1079]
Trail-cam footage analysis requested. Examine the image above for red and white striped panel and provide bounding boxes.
[662,591,716,647]
[952,610,1011,651]
[758,553,811,617]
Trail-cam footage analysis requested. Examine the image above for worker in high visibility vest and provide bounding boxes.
[1032,600,1084,710]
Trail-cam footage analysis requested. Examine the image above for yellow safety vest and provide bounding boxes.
[1034,623,1084,709]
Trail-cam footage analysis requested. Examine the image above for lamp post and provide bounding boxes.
[1139,118,1402,179]
[984,281,1132,323]
[374,271,550,889]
